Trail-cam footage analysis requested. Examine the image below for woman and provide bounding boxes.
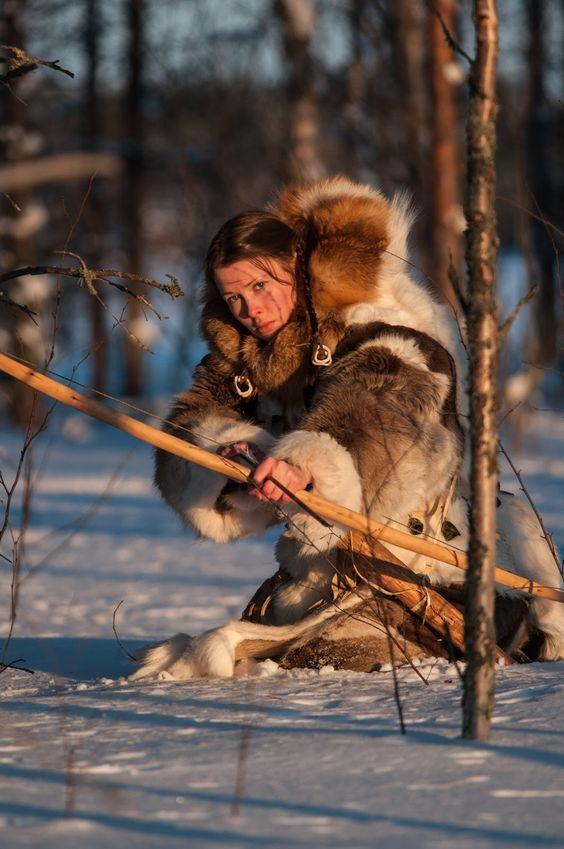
[138,176,563,679]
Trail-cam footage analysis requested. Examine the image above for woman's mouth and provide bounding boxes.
[256,321,275,335]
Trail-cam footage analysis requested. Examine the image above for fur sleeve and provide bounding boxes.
[155,356,277,543]
[271,336,460,553]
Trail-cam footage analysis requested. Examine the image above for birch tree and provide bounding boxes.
[462,0,500,741]
[275,0,325,182]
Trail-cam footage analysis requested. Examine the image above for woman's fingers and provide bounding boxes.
[217,441,266,464]
[249,458,311,503]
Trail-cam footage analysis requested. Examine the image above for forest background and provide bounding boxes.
[0,0,562,420]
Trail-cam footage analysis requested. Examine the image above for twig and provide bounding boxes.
[498,400,522,428]
[0,45,74,84]
[3,192,22,212]
[380,599,406,734]
[498,284,538,341]
[0,259,183,351]
[527,188,563,302]
[499,440,562,578]
[0,292,38,324]
[0,261,183,301]
[447,251,469,315]
[112,600,137,662]
[496,194,564,239]
[424,1,473,65]
[0,657,34,676]
[522,360,564,377]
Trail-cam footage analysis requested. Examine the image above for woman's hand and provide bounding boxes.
[249,457,312,504]
[217,441,267,465]
[217,442,312,503]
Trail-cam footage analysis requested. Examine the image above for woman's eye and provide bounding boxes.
[253,280,265,292]
[227,295,239,304]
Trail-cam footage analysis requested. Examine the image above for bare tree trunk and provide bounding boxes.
[275,0,325,182]
[84,0,108,394]
[391,0,427,200]
[0,0,41,426]
[525,0,558,367]
[344,0,367,181]
[122,0,144,396]
[462,0,500,742]
[427,0,464,307]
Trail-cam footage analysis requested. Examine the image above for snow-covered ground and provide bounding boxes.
[1,409,563,848]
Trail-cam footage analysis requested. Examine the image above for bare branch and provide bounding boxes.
[0,292,38,324]
[496,194,564,239]
[0,260,184,349]
[425,1,473,65]
[0,658,34,676]
[0,45,74,84]
[447,251,469,315]
[3,192,22,212]
[498,284,538,341]
[498,440,562,578]
[522,360,564,377]
[112,600,137,662]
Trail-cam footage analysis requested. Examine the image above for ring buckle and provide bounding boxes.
[311,343,332,366]
[234,374,254,398]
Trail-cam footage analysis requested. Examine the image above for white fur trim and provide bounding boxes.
[359,334,429,371]
[287,175,387,217]
[132,596,361,680]
[271,430,363,555]
[162,415,276,543]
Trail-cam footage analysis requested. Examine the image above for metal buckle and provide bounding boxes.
[234,374,254,398]
[311,343,332,366]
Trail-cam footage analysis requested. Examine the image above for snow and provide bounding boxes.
[1,410,563,848]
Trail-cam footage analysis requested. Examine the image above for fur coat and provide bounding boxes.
[155,176,564,661]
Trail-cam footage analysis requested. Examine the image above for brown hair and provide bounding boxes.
[204,211,297,291]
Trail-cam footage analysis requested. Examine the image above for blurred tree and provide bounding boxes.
[390,0,427,201]
[83,0,108,394]
[344,0,368,180]
[427,0,464,308]
[525,0,559,367]
[122,0,145,396]
[275,0,325,182]
[0,0,43,425]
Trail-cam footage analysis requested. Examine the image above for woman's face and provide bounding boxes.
[215,258,296,340]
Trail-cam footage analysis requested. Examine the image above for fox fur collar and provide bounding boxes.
[201,176,460,393]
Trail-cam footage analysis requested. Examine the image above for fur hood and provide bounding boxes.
[201,175,461,394]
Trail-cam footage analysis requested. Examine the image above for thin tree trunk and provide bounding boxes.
[392,0,427,200]
[525,0,558,367]
[344,0,367,181]
[0,0,40,426]
[462,0,500,742]
[275,0,325,182]
[122,0,144,396]
[427,0,463,307]
[84,0,108,394]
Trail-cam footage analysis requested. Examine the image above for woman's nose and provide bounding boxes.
[247,298,262,318]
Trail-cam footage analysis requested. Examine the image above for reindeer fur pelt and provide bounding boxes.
[145,176,564,679]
